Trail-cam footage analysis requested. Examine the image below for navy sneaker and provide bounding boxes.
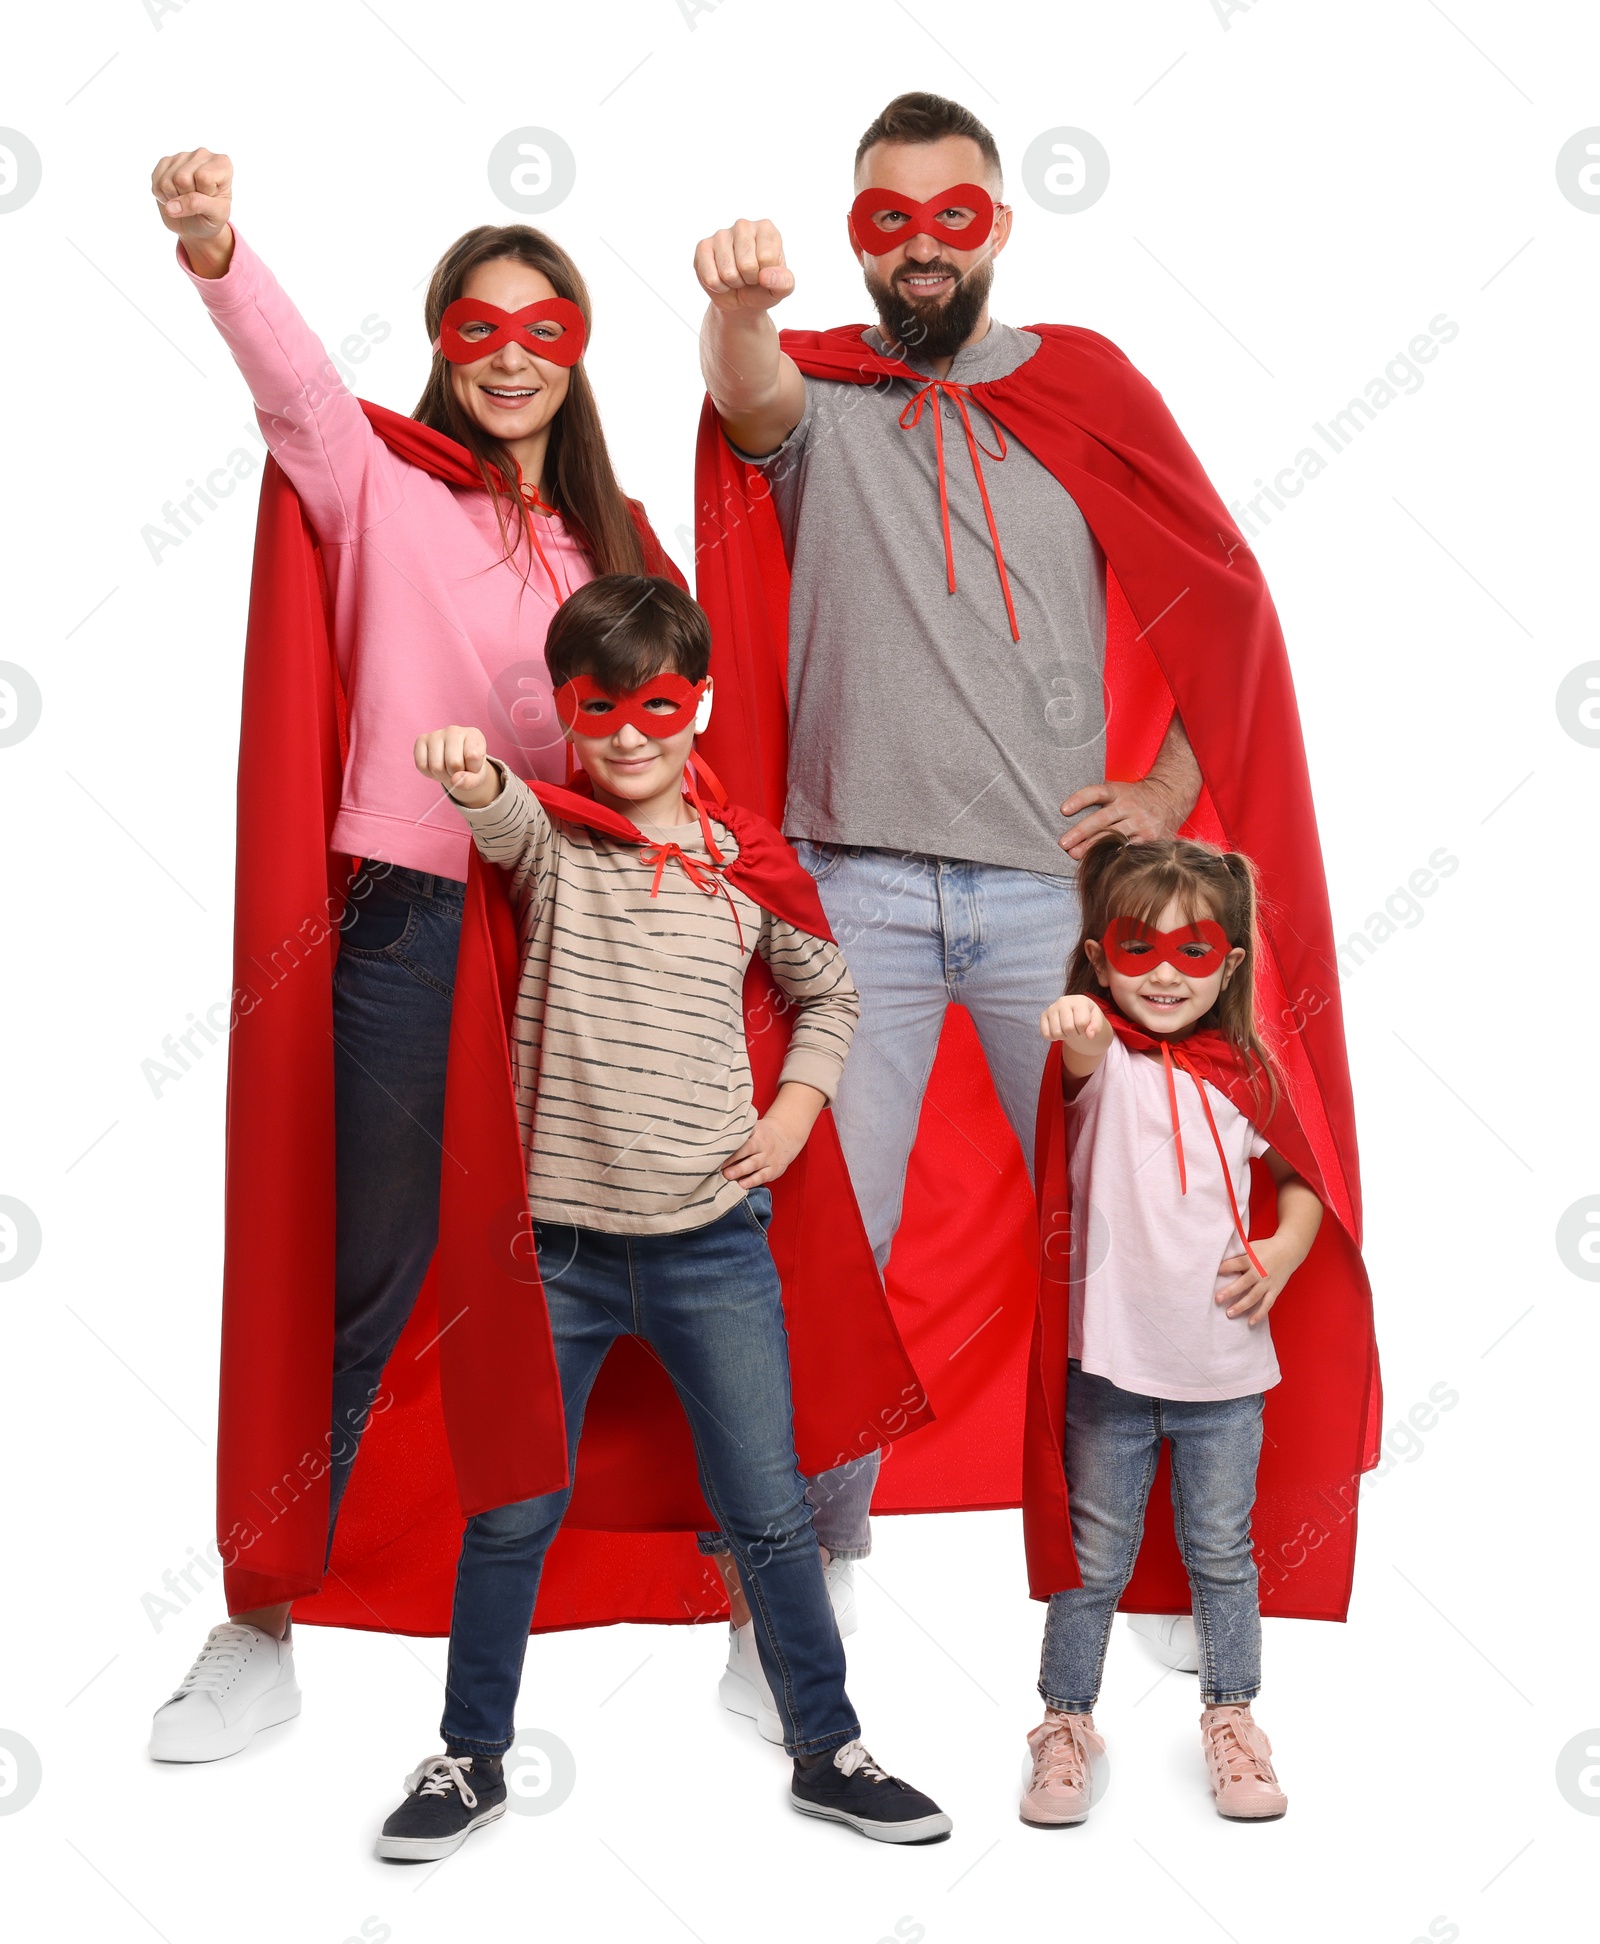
[376,1752,507,1862]
[791,1741,952,1844]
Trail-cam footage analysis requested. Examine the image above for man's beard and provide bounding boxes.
[865,256,994,363]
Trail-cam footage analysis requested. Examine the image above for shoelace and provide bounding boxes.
[1031,1713,1097,1791]
[1158,1041,1268,1280]
[833,1741,894,1784]
[172,1623,258,1696]
[896,379,1020,642]
[404,1754,479,1810]
[1206,1711,1276,1785]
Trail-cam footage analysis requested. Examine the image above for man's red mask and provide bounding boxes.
[1101,915,1232,978]
[437,297,587,367]
[848,183,996,256]
[553,673,707,740]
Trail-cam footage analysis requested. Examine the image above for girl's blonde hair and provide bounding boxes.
[1068,834,1278,1116]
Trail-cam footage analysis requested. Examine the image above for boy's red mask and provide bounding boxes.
[437,297,587,367]
[1101,916,1232,978]
[553,673,705,739]
[848,183,996,255]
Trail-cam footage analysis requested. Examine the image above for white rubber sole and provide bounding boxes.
[375,1799,507,1861]
[148,1677,302,1763]
[790,1797,953,1845]
[719,1664,784,1744]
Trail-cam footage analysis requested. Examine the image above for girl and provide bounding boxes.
[144,148,675,1763]
[1021,835,1323,1825]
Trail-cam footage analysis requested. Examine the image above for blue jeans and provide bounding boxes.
[778,844,1084,1555]
[440,1195,858,1759]
[325,864,465,1543]
[1039,1364,1265,1711]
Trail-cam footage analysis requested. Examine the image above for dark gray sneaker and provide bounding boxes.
[376,1753,507,1862]
[791,1741,952,1844]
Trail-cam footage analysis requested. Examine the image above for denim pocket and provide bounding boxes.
[793,839,845,884]
[339,881,417,956]
[740,1184,775,1233]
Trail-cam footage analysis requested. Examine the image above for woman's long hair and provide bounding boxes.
[1068,834,1279,1116]
[413,225,646,579]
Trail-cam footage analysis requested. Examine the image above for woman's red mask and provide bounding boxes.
[554,673,706,739]
[1101,915,1232,978]
[437,297,587,367]
[848,183,996,255]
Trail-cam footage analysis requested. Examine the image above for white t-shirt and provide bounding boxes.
[1066,1034,1280,1402]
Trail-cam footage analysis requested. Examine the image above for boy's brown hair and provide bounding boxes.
[1069,834,1279,1115]
[543,574,712,690]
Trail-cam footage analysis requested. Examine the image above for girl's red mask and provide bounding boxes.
[553,673,706,740]
[437,297,587,367]
[1101,915,1232,978]
[848,183,996,256]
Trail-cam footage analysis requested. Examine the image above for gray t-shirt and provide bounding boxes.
[745,321,1106,876]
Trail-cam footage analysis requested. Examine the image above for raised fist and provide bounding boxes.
[151,148,233,264]
[693,218,794,315]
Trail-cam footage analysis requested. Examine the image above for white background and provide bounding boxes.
[1,1,1596,1940]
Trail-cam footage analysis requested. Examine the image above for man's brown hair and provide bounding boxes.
[854,92,1002,184]
[543,574,711,689]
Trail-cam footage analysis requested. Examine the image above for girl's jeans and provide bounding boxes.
[1039,1364,1265,1711]
[702,843,1084,1563]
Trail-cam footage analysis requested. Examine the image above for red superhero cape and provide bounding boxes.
[430,768,931,1523]
[218,401,926,1633]
[693,324,1380,1619]
[1025,1008,1376,1619]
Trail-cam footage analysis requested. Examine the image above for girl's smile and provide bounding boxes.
[1083,895,1246,1038]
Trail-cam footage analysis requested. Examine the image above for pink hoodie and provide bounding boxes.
[182,230,596,879]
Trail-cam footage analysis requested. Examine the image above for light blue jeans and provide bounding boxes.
[1039,1364,1265,1710]
[792,844,1083,1557]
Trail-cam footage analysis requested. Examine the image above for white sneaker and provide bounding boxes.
[718,1621,784,1744]
[824,1558,858,1638]
[149,1621,302,1762]
[1127,1613,1200,1673]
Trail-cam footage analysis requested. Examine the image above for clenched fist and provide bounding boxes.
[414,725,499,809]
[151,148,234,277]
[693,218,794,314]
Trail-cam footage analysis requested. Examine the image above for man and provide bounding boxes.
[691,93,1220,1701]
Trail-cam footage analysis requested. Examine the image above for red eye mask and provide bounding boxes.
[553,673,706,739]
[1101,916,1232,978]
[848,182,996,256]
[437,297,587,367]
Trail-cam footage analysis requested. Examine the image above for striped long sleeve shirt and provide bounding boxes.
[457,765,860,1234]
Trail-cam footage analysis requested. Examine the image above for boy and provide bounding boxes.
[383,573,951,1857]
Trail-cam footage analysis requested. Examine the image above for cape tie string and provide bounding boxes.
[506,462,569,604]
[637,803,745,952]
[896,379,1021,643]
[1159,1041,1269,1279]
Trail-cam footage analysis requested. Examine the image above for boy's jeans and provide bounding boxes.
[1039,1364,1265,1711]
[440,1194,858,1759]
[706,844,1084,1561]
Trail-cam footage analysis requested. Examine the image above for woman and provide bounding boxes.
[145,147,676,1762]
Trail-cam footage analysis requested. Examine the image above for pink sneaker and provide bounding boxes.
[1020,1710,1105,1828]
[1200,1705,1288,1820]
